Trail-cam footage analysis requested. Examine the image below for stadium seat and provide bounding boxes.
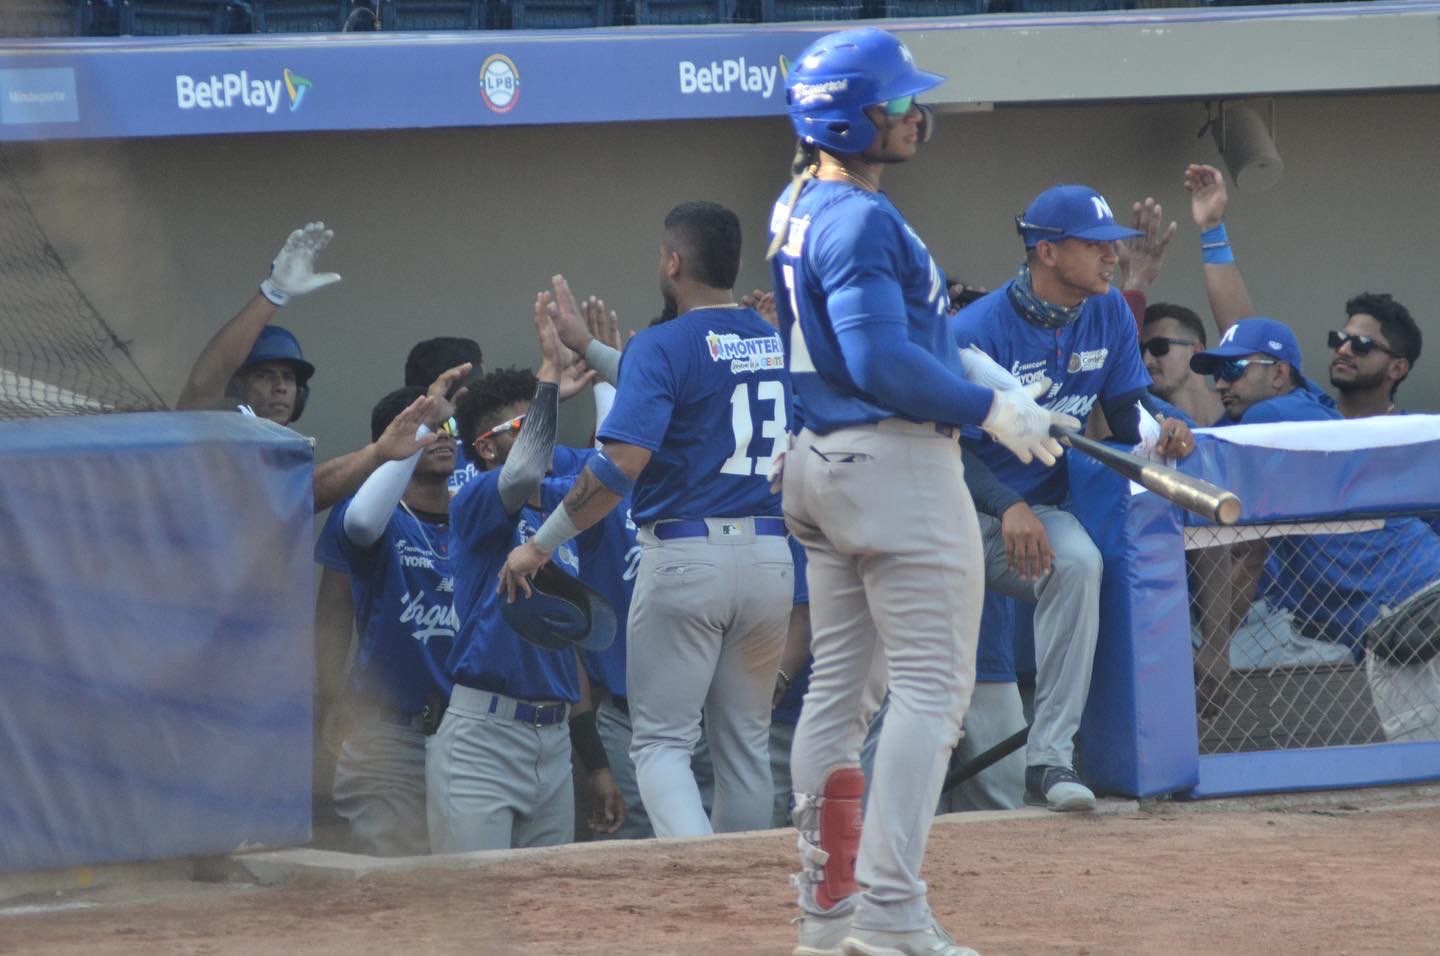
[633,0,731,24]
[380,0,486,28]
[881,0,985,16]
[1,0,90,36]
[759,0,862,22]
[505,0,614,28]
[118,0,237,33]
[251,0,349,31]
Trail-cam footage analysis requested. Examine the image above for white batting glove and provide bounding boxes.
[767,432,795,494]
[1134,406,1164,461]
[981,377,1079,467]
[259,222,342,307]
[958,345,1023,392]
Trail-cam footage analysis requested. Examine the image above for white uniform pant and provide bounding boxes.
[977,505,1101,770]
[626,519,792,837]
[785,421,983,933]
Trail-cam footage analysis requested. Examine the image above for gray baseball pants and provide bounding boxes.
[626,518,792,838]
[330,716,429,857]
[977,505,1101,770]
[785,420,983,934]
[594,692,719,840]
[425,685,573,853]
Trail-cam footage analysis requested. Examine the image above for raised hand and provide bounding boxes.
[375,395,441,461]
[1117,197,1177,292]
[741,288,779,329]
[1184,164,1229,231]
[428,362,473,425]
[548,274,595,354]
[582,295,622,350]
[262,222,342,305]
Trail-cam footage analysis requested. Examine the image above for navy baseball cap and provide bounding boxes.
[502,564,617,653]
[1016,185,1143,249]
[241,325,315,383]
[1190,316,1304,375]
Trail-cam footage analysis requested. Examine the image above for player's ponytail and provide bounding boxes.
[765,141,819,261]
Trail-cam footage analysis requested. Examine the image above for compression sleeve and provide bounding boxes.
[498,381,560,515]
[584,339,621,387]
[342,426,428,546]
[593,381,615,447]
[1101,387,1150,445]
[834,318,994,427]
[961,441,1024,518]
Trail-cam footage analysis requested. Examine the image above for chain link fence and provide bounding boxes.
[1185,514,1440,755]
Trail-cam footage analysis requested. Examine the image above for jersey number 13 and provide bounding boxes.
[720,380,787,478]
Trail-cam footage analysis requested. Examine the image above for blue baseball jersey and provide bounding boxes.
[1235,380,1337,425]
[448,446,477,496]
[768,181,956,435]
[953,284,1151,506]
[772,537,811,726]
[314,499,457,715]
[598,306,788,525]
[447,468,584,703]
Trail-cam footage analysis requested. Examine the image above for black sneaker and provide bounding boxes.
[1024,764,1096,812]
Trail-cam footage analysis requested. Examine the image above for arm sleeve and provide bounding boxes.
[961,441,1025,518]
[1100,387,1150,445]
[592,382,615,447]
[834,320,994,427]
[497,381,560,515]
[583,339,621,386]
[342,427,429,547]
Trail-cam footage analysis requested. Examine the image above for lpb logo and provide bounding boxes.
[480,54,519,114]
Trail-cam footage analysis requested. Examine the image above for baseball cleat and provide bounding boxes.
[841,920,979,956]
[1023,765,1096,812]
[793,909,852,956]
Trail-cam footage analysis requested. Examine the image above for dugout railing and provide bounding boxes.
[1068,414,1440,800]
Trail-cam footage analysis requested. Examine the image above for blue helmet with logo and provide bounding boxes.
[234,325,315,422]
[785,28,945,154]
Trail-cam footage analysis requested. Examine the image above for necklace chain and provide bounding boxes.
[815,162,877,192]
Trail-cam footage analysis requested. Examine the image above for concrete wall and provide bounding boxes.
[6,86,1439,458]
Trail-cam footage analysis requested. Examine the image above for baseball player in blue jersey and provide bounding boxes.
[767,29,1078,956]
[313,385,458,856]
[951,183,1195,814]
[500,202,794,839]
[426,302,622,853]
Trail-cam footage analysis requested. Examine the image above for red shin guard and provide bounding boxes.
[816,766,864,910]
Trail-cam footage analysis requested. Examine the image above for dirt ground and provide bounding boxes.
[4,797,1439,955]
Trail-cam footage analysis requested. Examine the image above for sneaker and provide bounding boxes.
[842,920,979,956]
[1024,764,1096,812]
[793,910,852,956]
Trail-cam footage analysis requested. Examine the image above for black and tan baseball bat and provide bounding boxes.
[1051,426,1242,526]
[941,726,1029,795]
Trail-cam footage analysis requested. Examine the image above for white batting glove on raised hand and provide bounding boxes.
[981,377,1079,467]
[958,345,1023,391]
[260,222,342,307]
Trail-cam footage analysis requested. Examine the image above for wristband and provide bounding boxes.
[589,450,636,496]
[259,276,289,307]
[531,503,580,553]
[569,709,609,773]
[1200,223,1235,265]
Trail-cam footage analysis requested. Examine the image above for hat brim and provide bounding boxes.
[501,564,616,652]
[1190,343,1278,373]
[1066,224,1144,242]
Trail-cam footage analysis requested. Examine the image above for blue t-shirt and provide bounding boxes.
[598,306,788,525]
[1235,380,1337,425]
[314,499,456,714]
[768,181,956,435]
[952,284,1152,506]
[974,590,1017,684]
[446,468,585,703]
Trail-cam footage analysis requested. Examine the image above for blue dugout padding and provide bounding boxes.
[0,412,315,872]
[1067,415,1440,800]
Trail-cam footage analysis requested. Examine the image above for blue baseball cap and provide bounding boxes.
[1190,317,1304,374]
[1016,184,1142,249]
[502,564,616,652]
[241,325,315,384]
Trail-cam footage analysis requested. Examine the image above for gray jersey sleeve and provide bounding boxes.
[584,339,622,387]
[497,381,560,515]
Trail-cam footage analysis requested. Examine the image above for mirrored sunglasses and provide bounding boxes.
[476,414,525,443]
[1142,337,1199,358]
[882,94,916,116]
[1328,330,1400,358]
[1213,358,1277,383]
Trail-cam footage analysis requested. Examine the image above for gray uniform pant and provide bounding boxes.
[1367,654,1440,741]
[785,421,983,934]
[977,505,1101,770]
[860,682,1027,813]
[627,518,792,838]
[594,692,719,840]
[331,715,429,857]
[425,685,573,853]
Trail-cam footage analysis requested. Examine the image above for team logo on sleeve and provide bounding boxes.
[705,330,785,373]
